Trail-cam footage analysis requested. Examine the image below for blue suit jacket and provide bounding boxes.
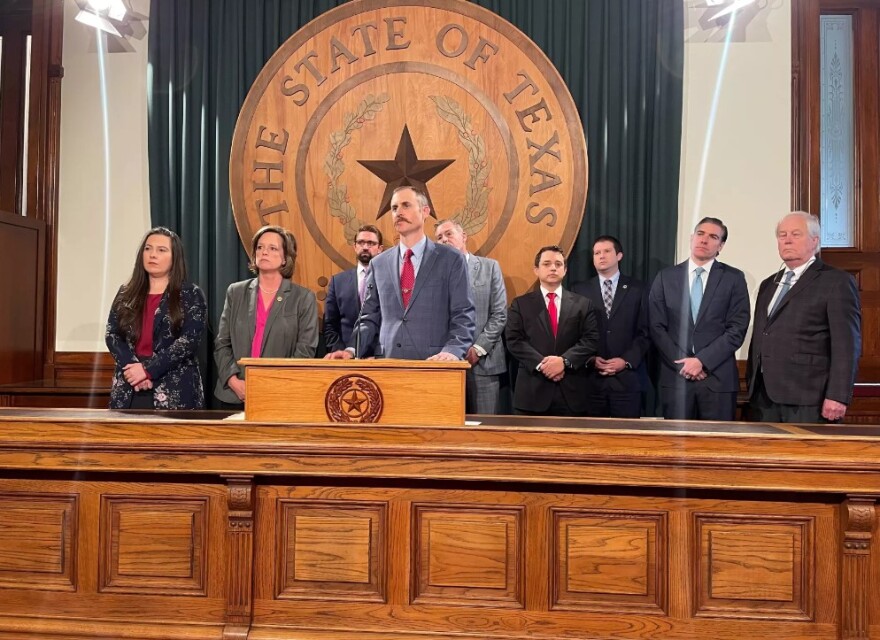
[323,267,378,356]
[354,240,476,359]
[572,274,650,393]
[649,260,750,393]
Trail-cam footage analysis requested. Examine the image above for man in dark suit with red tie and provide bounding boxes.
[506,245,599,416]
[747,212,861,423]
[572,236,650,418]
[649,217,750,421]
[323,225,383,356]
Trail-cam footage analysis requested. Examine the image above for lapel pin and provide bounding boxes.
[276,296,283,302]
[622,285,628,289]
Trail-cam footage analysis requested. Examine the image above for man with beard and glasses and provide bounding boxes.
[323,225,384,357]
[326,186,475,361]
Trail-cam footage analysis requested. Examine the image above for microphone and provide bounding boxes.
[771,262,789,286]
[354,282,374,360]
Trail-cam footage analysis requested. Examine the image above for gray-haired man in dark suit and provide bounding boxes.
[747,211,861,423]
[435,219,508,414]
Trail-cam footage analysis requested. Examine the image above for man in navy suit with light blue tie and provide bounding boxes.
[572,236,650,418]
[323,225,384,356]
[649,217,750,421]
[327,186,476,361]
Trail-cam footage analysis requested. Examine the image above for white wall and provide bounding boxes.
[54,0,794,352]
[678,0,792,353]
[56,0,151,351]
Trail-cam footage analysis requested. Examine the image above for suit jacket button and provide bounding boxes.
[396,343,402,347]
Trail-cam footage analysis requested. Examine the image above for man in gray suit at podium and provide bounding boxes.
[435,219,508,414]
[326,186,475,361]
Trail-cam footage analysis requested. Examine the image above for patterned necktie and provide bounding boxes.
[602,279,613,318]
[547,292,558,337]
[359,266,369,303]
[769,270,795,316]
[690,266,704,322]
[400,249,415,308]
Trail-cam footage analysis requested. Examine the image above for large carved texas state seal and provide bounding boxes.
[230,0,587,303]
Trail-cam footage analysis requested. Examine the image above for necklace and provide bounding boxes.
[259,286,277,294]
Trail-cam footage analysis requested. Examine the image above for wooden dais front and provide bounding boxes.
[0,409,877,639]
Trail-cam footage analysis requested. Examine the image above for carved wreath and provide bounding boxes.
[324,93,390,242]
[430,95,491,236]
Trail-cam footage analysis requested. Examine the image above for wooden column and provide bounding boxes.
[840,496,876,640]
[223,475,255,640]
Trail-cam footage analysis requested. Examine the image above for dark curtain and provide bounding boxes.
[473,0,683,284]
[148,0,683,403]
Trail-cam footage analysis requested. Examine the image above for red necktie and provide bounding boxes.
[547,292,558,337]
[401,249,415,308]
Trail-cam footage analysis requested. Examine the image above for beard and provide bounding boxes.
[357,252,372,266]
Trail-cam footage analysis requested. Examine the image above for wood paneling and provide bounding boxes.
[0,493,76,591]
[0,212,44,385]
[694,514,814,620]
[792,0,880,385]
[413,505,523,607]
[99,496,208,595]
[0,410,876,639]
[274,499,386,602]
[551,509,666,613]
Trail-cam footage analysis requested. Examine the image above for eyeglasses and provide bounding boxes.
[355,240,379,247]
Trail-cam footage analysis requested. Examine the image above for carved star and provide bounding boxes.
[342,389,367,416]
[358,125,454,219]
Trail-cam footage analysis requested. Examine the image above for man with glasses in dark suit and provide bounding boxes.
[323,225,384,357]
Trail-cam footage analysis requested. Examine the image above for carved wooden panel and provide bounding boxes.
[99,496,208,596]
[276,500,386,602]
[412,504,523,608]
[550,508,666,614]
[694,513,814,620]
[0,493,76,591]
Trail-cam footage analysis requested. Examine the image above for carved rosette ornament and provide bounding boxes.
[840,496,876,640]
[229,0,588,310]
[325,374,384,423]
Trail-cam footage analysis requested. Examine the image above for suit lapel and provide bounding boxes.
[383,247,405,312]
[557,290,574,337]
[346,268,359,312]
[530,289,553,339]
[469,255,481,287]
[766,261,822,323]
[405,240,437,313]
[608,275,629,320]
[259,280,291,353]
[246,280,258,347]
[695,262,723,326]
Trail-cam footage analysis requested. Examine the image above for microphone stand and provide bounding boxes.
[353,283,373,360]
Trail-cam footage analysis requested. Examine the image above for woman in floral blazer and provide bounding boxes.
[106,227,207,410]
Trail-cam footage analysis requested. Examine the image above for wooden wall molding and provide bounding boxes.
[840,495,876,640]
[223,475,255,640]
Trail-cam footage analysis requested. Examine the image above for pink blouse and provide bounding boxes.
[250,291,276,357]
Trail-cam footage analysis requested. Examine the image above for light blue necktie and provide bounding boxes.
[690,267,704,322]
[769,270,794,316]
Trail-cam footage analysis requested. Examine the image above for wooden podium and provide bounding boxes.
[238,357,468,426]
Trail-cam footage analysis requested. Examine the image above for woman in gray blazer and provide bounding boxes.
[213,225,318,407]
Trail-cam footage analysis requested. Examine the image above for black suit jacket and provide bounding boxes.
[747,258,861,406]
[572,274,650,393]
[506,289,599,413]
[649,260,750,393]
